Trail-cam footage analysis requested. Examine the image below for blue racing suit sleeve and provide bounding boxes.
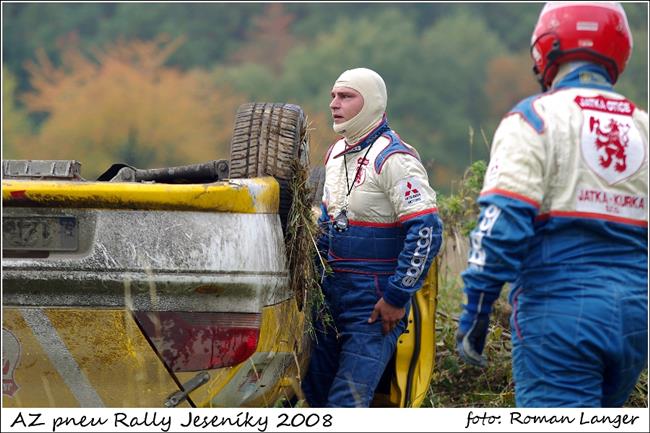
[384,211,443,308]
[459,193,538,334]
[458,104,545,366]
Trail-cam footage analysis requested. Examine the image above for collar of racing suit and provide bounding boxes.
[332,116,391,159]
[551,63,614,91]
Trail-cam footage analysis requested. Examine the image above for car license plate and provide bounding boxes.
[2,216,78,251]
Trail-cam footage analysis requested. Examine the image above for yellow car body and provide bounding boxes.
[2,174,437,408]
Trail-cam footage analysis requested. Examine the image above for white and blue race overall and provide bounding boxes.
[459,64,648,407]
[302,118,443,407]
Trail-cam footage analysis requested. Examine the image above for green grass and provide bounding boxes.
[424,272,515,408]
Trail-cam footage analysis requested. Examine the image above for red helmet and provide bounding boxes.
[530,2,632,90]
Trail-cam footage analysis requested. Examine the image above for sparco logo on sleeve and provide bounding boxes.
[468,204,501,269]
[402,226,433,287]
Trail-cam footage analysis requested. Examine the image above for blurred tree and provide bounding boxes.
[4,2,646,191]
[286,3,382,39]
[2,66,34,155]
[97,3,262,69]
[231,3,297,75]
[3,3,113,88]
[271,9,420,164]
[303,110,338,168]
[484,50,540,119]
[212,63,277,102]
[213,8,507,191]
[212,8,419,165]
[2,3,261,91]
[617,26,648,110]
[621,2,648,29]
[14,35,243,179]
[401,10,505,188]
[468,3,541,51]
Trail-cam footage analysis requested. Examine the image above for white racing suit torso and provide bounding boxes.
[321,118,442,306]
[302,118,443,407]
[461,65,648,407]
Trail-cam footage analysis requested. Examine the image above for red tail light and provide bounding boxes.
[134,311,260,372]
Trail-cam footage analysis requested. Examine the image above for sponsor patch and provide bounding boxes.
[353,157,369,187]
[401,178,423,206]
[3,328,21,397]
[575,95,634,115]
[576,187,646,221]
[577,96,644,185]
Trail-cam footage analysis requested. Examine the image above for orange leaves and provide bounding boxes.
[19,35,243,178]
[231,4,297,75]
[93,35,187,74]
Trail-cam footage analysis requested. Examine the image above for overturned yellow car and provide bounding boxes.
[2,103,438,408]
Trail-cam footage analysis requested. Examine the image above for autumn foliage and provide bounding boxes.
[231,3,297,75]
[17,35,243,179]
[484,51,540,118]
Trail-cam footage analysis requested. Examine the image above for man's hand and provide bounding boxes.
[455,312,490,368]
[368,298,406,335]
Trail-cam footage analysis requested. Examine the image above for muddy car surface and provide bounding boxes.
[2,103,438,408]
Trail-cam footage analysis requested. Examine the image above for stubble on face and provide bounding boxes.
[330,87,364,124]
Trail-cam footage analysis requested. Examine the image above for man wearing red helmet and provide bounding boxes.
[456,2,648,407]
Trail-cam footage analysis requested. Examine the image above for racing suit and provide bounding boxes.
[302,117,443,407]
[459,64,648,407]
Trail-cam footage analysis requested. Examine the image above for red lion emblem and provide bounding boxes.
[353,157,369,186]
[589,116,630,173]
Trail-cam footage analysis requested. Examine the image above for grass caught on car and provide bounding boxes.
[284,124,335,342]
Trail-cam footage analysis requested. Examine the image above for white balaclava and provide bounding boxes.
[332,68,387,145]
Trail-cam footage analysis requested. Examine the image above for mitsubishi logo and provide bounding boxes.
[405,182,419,197]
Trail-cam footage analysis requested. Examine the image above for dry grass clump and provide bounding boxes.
[283,127,332,337]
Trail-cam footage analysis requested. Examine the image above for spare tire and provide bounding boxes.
[229,102,308,230]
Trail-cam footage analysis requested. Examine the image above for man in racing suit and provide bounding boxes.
[301,67,443,407]
[456,2,648,407]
